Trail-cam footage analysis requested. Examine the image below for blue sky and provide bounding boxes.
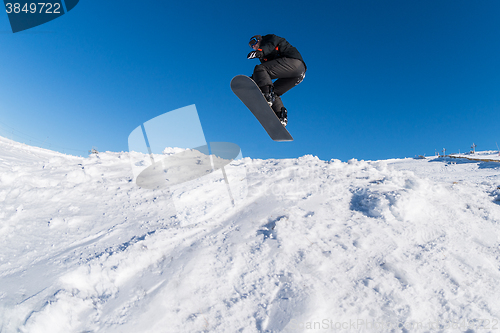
[1,0,499,161]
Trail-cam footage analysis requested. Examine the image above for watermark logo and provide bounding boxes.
[285,317,500,332]
[128,105,247,210]
[4,0,79,33]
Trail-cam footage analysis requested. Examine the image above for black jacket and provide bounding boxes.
[257,34,306,70]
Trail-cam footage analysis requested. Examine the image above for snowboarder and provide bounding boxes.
[247,34,307,126]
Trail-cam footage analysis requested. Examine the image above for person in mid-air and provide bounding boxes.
[247,34,306,126]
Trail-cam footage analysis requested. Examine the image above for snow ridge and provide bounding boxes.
[1,136,499,332]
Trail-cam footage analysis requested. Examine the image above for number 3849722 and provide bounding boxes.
[5,3,62,14]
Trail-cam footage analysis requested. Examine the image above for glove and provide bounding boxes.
[247,50,263,59]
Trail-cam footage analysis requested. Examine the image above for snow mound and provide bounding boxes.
[1,136,500,332]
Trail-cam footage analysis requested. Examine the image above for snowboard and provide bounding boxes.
[231,75,293,141]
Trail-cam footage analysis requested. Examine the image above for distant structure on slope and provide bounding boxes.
[471,143,477,154]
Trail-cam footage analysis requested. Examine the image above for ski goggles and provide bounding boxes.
[249,36,260,48]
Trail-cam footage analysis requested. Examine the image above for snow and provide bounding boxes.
[1,135,500,332]
[449,151,500,162]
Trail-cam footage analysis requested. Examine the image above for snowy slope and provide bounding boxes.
[1,136,500,333]
[449,151,500,163]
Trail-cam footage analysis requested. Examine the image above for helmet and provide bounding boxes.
[249,35,262,48]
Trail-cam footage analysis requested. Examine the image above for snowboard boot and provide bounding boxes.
[275,107,288,127]
[261,86,275,106]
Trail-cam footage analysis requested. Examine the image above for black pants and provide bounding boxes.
[252,57,306,113]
